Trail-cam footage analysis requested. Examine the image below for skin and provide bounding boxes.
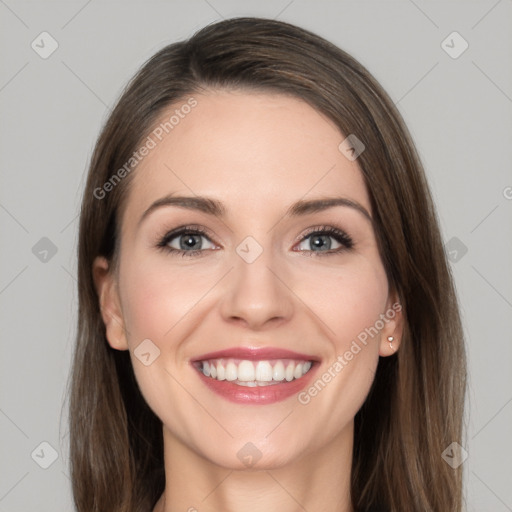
[93,90,403,512]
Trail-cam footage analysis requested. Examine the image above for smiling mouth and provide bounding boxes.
[194,358,313,387]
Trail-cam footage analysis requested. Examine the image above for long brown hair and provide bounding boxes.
[68,17,467,511]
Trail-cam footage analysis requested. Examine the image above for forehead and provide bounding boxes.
[123,90,371,228]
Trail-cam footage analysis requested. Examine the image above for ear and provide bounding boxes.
[92,256,129,351]
[378,288,404,357]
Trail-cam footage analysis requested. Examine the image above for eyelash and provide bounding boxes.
[156,224,354,258]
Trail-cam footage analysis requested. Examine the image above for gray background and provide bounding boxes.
[1,1,511,510]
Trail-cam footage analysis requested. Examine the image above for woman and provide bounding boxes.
[69,17,467,512]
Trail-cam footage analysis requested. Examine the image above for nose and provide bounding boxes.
[219,245,294,330]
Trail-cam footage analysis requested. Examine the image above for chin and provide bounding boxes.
[195,437,310,472]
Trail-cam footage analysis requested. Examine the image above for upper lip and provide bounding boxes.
[191,347,319,362]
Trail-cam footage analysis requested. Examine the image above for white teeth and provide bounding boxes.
[285,362,295,382]
[216,362,225,380]
[239,381,257,387]
[255,361,273,381]
[225,361,237,381]
[272,361,285,381]
[199,358,314,385]
[238,360,255,381]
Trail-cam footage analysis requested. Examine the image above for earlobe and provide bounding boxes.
[378,291,404,357]
[92,256,129,351]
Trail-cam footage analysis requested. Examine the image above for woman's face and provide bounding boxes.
[94,89,401,470]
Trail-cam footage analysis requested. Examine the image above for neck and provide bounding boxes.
[154,422,355,512]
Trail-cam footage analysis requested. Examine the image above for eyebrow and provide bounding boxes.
[137,194,373,228]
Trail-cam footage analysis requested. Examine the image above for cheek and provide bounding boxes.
[296,253,389,349]
[119,255,215,344]
[117,257,210,440]
[291,256,388,425]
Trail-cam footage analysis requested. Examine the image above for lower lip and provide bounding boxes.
[194,364,317,405]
